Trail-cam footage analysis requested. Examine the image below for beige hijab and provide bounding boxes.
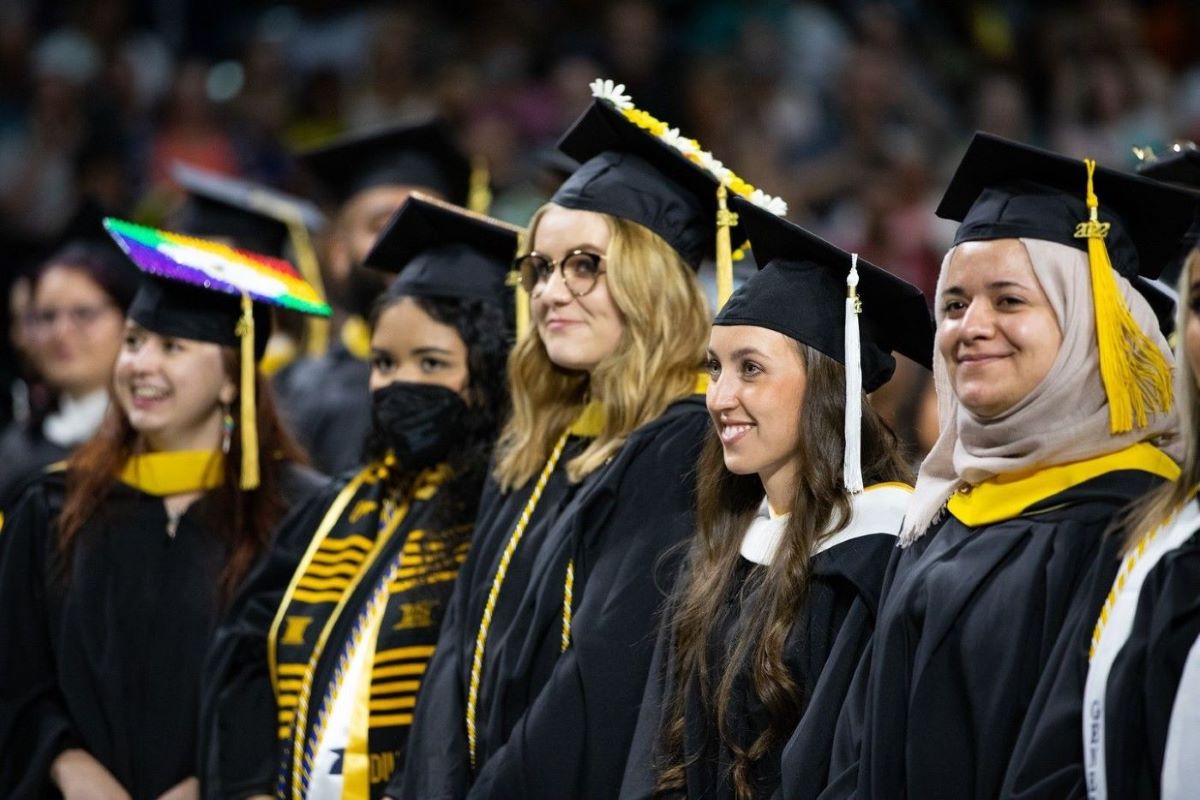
[901,238,1180,544]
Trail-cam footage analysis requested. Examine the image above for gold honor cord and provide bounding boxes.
[1091,527,1157,661]
[561,560,575,653]
[466,431,570,770]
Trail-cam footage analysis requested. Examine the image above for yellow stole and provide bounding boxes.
[947,443,1179,528]
[117,451,224,495]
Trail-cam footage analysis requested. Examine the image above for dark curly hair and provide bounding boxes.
[364,289,511,545]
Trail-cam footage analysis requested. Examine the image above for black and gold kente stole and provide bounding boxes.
[267,461,462,799]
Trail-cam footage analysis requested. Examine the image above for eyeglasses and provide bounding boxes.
[514,250,607,297]
[27,303,116,332]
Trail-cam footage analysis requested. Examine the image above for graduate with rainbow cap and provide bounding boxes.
[0,223,329,799]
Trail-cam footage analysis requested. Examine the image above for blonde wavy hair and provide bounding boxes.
[493,205,711,489]
[1125,248,1200,550]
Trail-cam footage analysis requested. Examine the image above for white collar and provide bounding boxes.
[739,483,913,566]
[43,388,109,447]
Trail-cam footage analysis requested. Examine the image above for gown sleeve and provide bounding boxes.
[617,589,682,800]
[464,412,705,800]
[0,479,80,798]
[199,481,341,800]
[997,534,1123,800]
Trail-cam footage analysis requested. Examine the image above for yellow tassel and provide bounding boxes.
[506,271,530,340]
[1076,159,1173,434]
[715,183,737,310]
[237,292,260,490]
[285,218,330,357]
[468,157,492,215]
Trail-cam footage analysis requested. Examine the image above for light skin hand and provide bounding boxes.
[50,749,132,800]
[155,777,199,800]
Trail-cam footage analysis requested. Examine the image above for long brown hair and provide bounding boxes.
[57,348,306,598]
[657,343,912,799]
[1124,248,1200,550]
[493,206,711,489]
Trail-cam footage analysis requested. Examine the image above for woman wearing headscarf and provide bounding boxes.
[812,133,1199,800]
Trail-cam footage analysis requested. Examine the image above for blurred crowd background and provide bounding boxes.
[3,0,1200,458]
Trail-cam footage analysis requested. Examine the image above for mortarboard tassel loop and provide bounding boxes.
[236,292,261,490]
[715,183,737,309]
[844,254,864,493]
[469,157,492,215]
[1076,158,1173,434]
[285,217,330,357]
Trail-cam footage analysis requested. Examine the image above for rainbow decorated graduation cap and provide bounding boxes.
[103,217,331,489]
[552,79,788,308]
[937,131,1200,434]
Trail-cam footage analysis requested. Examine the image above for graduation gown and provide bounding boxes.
[0,457,322,800]
[619,485,910,800]
[393,397,709,800]
[202,461,475,800]
[997,496,1200,800]
[273,327,372,476]
[828,444,1176,800]
[0,424,68,507]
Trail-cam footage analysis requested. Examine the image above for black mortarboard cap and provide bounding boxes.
[553,99,742,269]
[1136,148,1200,287]
[1138,147,1200,187]
[172,163,324,258]
[364,193,519,315]
[47,197,140,310]
[127,274,273,359]
[297,119,472,207]
[717,198,934,392]
[937,132,1200,280]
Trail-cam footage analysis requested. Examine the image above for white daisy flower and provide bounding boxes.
[748,189,789,216]
[590,78,633,109]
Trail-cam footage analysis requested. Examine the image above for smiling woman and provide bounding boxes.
[0,230,327,800]
[620,199,933,800]
[821,133,1200,800]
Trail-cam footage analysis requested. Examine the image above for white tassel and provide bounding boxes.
[844,254,864,493]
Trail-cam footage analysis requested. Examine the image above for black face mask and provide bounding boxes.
[365,381,470,471]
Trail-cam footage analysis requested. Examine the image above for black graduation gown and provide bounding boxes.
[829,468,1164,800]
[1001,501,1200,800]
[0,423,68,507]
[201,463,476,800]
[274,342,372,476]
[392,398,709,800]
[619,531,895,800]
[0,463,322,800]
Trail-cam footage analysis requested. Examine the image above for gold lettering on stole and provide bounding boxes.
[282,616,314,645]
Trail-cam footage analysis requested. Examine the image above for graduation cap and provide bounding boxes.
[1134,145,1200,288]
[172,162,331,354]
[297,119,479,210]
[552,80,787,306]
[46,197,141,310]
[937,132,1200,435]
[103,217,331,489]
[364,193,520,331]
[719,197,933,491]
[172,162,325,256]
[1136,145,1200,187]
